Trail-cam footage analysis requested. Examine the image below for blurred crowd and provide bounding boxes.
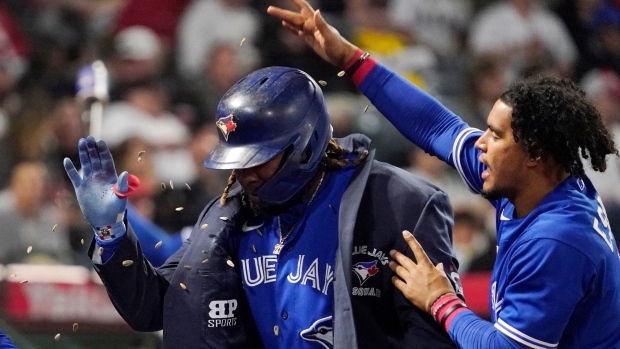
[0,0,619,276]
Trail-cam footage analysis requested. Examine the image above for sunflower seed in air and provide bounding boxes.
[122,260,134,267]
[155,241,162,249]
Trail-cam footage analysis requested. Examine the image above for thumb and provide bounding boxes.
[117,171,129,194]
[314,10,329,34]
[435,263,445,273]
[113,172,140,198]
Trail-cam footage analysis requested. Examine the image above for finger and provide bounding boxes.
[77,138,92,178]
[63,157,82,188]
[391,275,407,293]
[314,9,330,37]
[97,139,117,177]
[390,248,419,272]
[389,260,413,281]
[117,171,129,193]
[85,136,102,173]
[267,6,304,27]
[402,230,434,268]
[282,21,303,36]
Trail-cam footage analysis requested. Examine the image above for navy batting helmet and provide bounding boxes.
[203,66,331,206]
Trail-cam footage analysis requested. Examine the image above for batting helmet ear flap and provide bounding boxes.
[203,66,331,206]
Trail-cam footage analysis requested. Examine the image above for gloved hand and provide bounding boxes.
[64,136,132,243]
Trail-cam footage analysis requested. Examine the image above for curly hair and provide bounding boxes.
[219,139,368,205]
[500,75,618,178]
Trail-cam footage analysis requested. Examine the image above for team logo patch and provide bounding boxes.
[96,225,115,241]
[352,260,379,286]
[216,113,237,141]
[300,316,333,349]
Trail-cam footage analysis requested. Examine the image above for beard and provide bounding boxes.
[480,188,503,201]
[242,191,302,218]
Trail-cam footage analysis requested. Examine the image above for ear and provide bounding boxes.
[526,156,540,167]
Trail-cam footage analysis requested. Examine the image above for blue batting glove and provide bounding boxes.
[64,136,128,243]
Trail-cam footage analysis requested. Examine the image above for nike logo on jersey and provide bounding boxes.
[500,209,511,221]
[241,221,264,232]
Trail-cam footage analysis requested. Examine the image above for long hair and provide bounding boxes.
[500,75,618,178]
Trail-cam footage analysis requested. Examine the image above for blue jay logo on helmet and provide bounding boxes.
[216,113,237,141]
[203,66,331,206]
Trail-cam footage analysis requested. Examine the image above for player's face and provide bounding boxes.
[236,152,285,209]
[474,100,530,201]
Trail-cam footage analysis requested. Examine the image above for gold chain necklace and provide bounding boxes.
[273,170,326,255]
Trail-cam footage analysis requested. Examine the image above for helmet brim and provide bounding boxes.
[203,142,284,170]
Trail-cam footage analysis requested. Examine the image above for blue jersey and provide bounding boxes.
[454,129,620,348]
[237,167,355,348]
[357,62,620,348]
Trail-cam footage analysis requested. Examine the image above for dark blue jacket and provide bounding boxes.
[90,134,460,348]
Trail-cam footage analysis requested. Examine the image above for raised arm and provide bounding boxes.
[267,0,356,69]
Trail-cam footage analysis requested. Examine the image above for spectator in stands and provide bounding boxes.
[100,76,196,185]
[176,0,261,80]
[469,0,578,79]
[0,161,74,265]
[452,207,495,274]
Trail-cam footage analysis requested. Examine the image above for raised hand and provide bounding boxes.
[64,136,129,239]
[390,230,455,313]
[267,0,358,68]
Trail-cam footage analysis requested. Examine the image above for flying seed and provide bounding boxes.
[318,80,327,86]
[240,37,246,46]
[227,260,234,268]
[175,207,184,211]
[54,333,60,341]
[184,265,191,270]
[161,183,166,190]
[155,241,162,249]
[252,244,256,253]
[364,104,369,113]
[180,282,187,290]
[26,246,32,254]
[185,183,191,190]
[201,223,208,229]
[10,274,16,278]
[52,224,58,232]
[202,258,209,264]
[72,323,79,332]
[138,151,145,157]
[256,229,263,236]
[219,216,229,221]
[122,260,134,267]
[169,180,174,189]
[337,70,345,77]
[80,239,84,245]
[98,247,104,256]
[20,280,28,284]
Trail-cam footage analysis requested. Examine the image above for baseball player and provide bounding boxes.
[267,1,620,348]
[64,66,463,348]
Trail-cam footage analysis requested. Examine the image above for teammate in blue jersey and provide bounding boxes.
[63,65,464,348]
[267,1,620,348]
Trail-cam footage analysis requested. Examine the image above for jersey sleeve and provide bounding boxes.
[357,62,486,194]
[494,238,595,348]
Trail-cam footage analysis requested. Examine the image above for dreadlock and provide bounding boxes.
[220,170,237,206]
[219,138,369,205]
[500,75,618,178]
[323,138,369,169]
